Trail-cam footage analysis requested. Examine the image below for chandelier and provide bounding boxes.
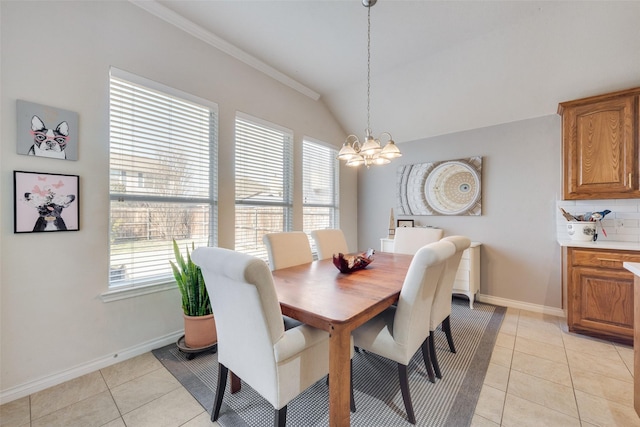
[338,0,401,168]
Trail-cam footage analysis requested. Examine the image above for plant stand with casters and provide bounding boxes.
[176,335,217,360]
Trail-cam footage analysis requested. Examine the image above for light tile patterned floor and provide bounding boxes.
[2,307,638,426]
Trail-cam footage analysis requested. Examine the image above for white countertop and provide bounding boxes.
[557,239,640,251]
[624,262,640,276]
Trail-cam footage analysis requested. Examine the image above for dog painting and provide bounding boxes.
[17,100,79,161]
[14,171,79,233]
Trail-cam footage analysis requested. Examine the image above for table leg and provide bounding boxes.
[328,323,351,427]
[230,371,241,394]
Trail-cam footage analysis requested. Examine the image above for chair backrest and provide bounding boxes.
[393,240,456,353]
[263,231,313,270]
[191,247,285,388]
[310,229,349,260]
[393,227,444,255]
[430,236,471,329]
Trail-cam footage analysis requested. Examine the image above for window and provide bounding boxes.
[234,113,293,261]
[108,68,217,294]
[303,138,339,240]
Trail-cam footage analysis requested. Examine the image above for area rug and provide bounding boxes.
[153,298,505,426]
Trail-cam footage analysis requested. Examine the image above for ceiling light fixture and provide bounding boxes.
[338,0,401,168]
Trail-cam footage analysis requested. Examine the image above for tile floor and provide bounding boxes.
[1,307,639,426]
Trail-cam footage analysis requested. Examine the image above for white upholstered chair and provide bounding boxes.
[428,235,471,379]
[393,227,444,255]
[310,229,349,260]
[192,247,335,426]
[351,240,456,424]
[263,231,313,271]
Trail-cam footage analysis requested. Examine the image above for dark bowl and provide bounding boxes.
[332,249,375,273]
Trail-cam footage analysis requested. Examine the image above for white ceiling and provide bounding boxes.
[135,0,640,143]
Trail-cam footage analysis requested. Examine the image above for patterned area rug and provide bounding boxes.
[153,298,505,427]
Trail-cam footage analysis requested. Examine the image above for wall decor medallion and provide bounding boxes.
[397,157,482,216]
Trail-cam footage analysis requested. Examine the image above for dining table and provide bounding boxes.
[270,251,414,427]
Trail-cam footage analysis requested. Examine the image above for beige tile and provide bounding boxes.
[0,396,30,426]
[110,366,182,414]
[31,390,120,427]
[501,394,580,427]
[102,418,127,427]
[30,371,108,419]
[474,384,505,424]
[575,389,640,426]
[517,310,562,327]
[616,344,634,374]
[566,349,633,383]
[571,369,634,408]
[516,321,564,347]
[122,387,204,427]
[511,350,572,387]
[505,307,520,316]
[514,336,566,364]
[182,411,220,426]
[490,344,513,368]
[101,352,164,388]
[499,319,518,336]
[562,332,621,361]
[484,362,510,391]
[506,370,578,418]
[495,332,515,349]
[470,413,500,427]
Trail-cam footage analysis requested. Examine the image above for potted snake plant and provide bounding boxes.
[170,239,217,349]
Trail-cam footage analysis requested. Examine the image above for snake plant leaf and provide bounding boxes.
[171,239,213,316]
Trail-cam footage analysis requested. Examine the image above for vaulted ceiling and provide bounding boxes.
[134,0,640,143]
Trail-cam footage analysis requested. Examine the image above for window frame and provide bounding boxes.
[302,137,340,235]
[103,67,218,301]
[234,112,293,261]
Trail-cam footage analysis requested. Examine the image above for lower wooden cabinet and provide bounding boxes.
[564,247,640,345]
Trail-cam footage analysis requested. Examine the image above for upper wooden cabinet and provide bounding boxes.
[558,87,640,200]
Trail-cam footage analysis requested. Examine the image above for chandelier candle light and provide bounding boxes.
[337,0,402,168]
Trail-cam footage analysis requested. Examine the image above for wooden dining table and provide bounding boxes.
[270,251,414,427]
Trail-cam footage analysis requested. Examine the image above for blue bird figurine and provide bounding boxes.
[590,210,611,221]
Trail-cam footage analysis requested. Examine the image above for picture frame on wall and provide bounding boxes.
[397,219,414,228]
[16,100,79,161]
[14,171,79,233]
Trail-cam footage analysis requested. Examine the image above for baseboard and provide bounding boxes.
[476,294,565,318]
[0,331,183,405]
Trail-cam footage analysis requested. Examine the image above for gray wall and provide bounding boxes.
[357,115,564,309]
[0,1,356,401]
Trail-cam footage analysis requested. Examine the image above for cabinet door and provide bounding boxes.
[569,266,634,341]
[563,95,638,199]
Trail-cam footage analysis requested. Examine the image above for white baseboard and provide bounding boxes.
[0,331,183,405]
[477,294,566,318]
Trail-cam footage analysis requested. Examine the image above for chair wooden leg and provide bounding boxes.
[212,363,228,421]
[274,406,287,427]
[420,338,436,383]
[350,359,356,413]
[429,331,442,379]
[443,316,456,353]
[398,364,417,424]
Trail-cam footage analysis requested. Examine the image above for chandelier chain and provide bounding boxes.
[367,3,371,133]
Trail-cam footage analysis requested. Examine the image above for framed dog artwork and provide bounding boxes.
[16,100,79,161]
[14,171,79,233]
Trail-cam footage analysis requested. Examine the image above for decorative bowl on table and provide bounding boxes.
[332,248,375,273]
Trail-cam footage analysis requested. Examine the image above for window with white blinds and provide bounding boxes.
[234,113,293,261]
[108,68,217,291]
[303,139,339,238]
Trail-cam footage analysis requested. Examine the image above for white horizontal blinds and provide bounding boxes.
[109,69,217,288]
[303,139,339,236]
[235,113,293,261]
